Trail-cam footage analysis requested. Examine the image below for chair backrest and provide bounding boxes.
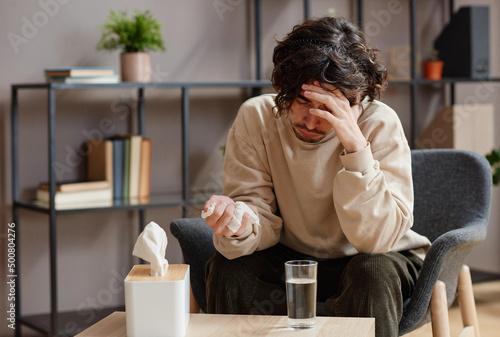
[170,218,215,313]
[411,149,491,242]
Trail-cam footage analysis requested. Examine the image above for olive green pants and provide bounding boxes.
[206,243,423,337]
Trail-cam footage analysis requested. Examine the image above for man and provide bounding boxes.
[203,16,430,337]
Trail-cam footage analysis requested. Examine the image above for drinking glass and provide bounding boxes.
[285,260,318,328]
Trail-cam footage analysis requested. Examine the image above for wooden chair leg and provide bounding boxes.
[458,326,475,337]
[458,265,480,337]
[431,280,451,337]
[190,285,200,313]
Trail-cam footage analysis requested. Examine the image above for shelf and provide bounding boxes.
[13,190,216,214]
[14,77,500,91]
[19,305,124,336]
[389,77,500,86]
[12,79,273,91]
[470,269,500,283]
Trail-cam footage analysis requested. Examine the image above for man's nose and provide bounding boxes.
[304,113,318,130]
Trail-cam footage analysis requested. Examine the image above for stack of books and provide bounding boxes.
[44,67,120,84]
[36,180,113,210]
[35,134,152,209]
[87,135,152,202]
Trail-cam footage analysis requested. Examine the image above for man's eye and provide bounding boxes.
[297,100,308,106]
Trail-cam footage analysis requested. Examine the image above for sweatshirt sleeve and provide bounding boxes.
[333,123,414,254]
[213,103,283,260]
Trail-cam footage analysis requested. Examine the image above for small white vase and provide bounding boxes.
[120,52,151,82]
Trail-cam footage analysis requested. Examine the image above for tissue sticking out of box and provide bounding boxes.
[132,221,169,276]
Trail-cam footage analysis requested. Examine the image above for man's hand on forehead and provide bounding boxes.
[301,81,367,153]
[301,81,351,114]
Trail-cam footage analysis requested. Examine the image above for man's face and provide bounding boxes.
[287,93,334,143]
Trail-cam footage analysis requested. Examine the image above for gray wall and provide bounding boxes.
[1,1,499,336]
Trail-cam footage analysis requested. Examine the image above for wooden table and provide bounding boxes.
[75,311,375,337]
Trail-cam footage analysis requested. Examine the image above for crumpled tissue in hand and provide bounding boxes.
[201,201,260,233]
[132,221,169,276]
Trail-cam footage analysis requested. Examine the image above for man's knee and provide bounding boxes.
[206,252,244,283]
[343,253,401,289]
[205,252,287,315]
[205,253,249,313]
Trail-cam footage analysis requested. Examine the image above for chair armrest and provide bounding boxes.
[170,218,216,313]
[399,221,487,334]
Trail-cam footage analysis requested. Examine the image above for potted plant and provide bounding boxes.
[96,10,165,82]
[486,148,500,185]
[423,50,444,80]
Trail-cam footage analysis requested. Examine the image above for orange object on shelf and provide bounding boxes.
[423,60,444,80]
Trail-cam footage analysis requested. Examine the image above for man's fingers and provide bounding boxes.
[309,107,337,122]
[212,202,228,218]
[204,195,234,211]
[302,83,350,107]
[215,210,253,238]
[304,88,348,108]
[231,213,251,237]
[304,90,343,115]
[211,203,235,235]
[302,82,341,96]
[204,199,255,238]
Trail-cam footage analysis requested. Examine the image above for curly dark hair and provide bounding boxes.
[271,16,387,116]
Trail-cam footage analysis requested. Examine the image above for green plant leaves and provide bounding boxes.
[96,10,165,53]
[486,148,500,186]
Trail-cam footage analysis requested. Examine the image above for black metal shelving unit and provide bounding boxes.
[11,80,273,336]
[386,0,498,147]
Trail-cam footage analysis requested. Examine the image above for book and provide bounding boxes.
[34,199,113,210]
[44,67,115,77]
[46,74,120,84]
[39,180,109,192]
[129,135,143,199]
[36,188,113,206]
[139,138,152,199]
[112,138,125,200]
[87,139,113,185]
[111,134,144,200]
[122,137,131,199]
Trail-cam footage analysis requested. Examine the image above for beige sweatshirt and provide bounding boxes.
[215,94,431,260]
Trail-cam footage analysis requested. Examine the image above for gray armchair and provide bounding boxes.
[170,149,491,336]
[399,149,491,336]
[170,217,215,313]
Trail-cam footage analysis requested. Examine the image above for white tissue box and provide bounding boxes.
[125,264,190,337]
